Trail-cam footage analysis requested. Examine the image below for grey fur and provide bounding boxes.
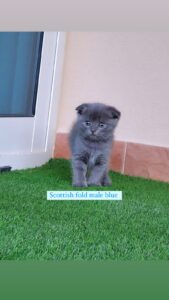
[69,103,121,187]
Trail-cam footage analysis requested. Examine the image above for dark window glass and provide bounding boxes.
[0,32,43,117]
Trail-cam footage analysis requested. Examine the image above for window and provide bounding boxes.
[0,32,43,117]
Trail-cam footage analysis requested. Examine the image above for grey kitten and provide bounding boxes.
[69,103,121,187]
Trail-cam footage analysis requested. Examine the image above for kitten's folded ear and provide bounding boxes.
[107,106,121,120]
[76,103,88,115]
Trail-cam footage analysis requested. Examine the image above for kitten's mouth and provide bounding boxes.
[89,134,98,140]
[84,134,98,141]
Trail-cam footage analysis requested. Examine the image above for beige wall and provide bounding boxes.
[57,32,169,147]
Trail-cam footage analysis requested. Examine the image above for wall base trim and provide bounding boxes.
[54,133,169,183]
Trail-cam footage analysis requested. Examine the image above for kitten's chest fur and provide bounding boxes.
[79,139,111,169]
[88,149,97,168]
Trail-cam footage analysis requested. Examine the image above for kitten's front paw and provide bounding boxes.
[72,182,88,187]
[101,175,112,186]
[87,181,101,187]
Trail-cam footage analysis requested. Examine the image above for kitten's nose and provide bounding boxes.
[91,128,95,134]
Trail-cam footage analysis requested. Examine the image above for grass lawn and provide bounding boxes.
[0,158,169,260]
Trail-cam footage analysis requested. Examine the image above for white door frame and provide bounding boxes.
[0,32,66,170]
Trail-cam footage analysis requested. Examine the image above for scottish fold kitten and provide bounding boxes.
[69,103,121,187]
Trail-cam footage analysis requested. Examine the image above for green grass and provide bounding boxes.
[0,158,169,260]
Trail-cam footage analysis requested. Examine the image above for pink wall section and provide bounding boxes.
[54,33,169,182]
[56,32,169,148]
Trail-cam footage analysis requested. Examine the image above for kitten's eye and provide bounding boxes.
[99,122,105,128]
[85,121,91,126]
